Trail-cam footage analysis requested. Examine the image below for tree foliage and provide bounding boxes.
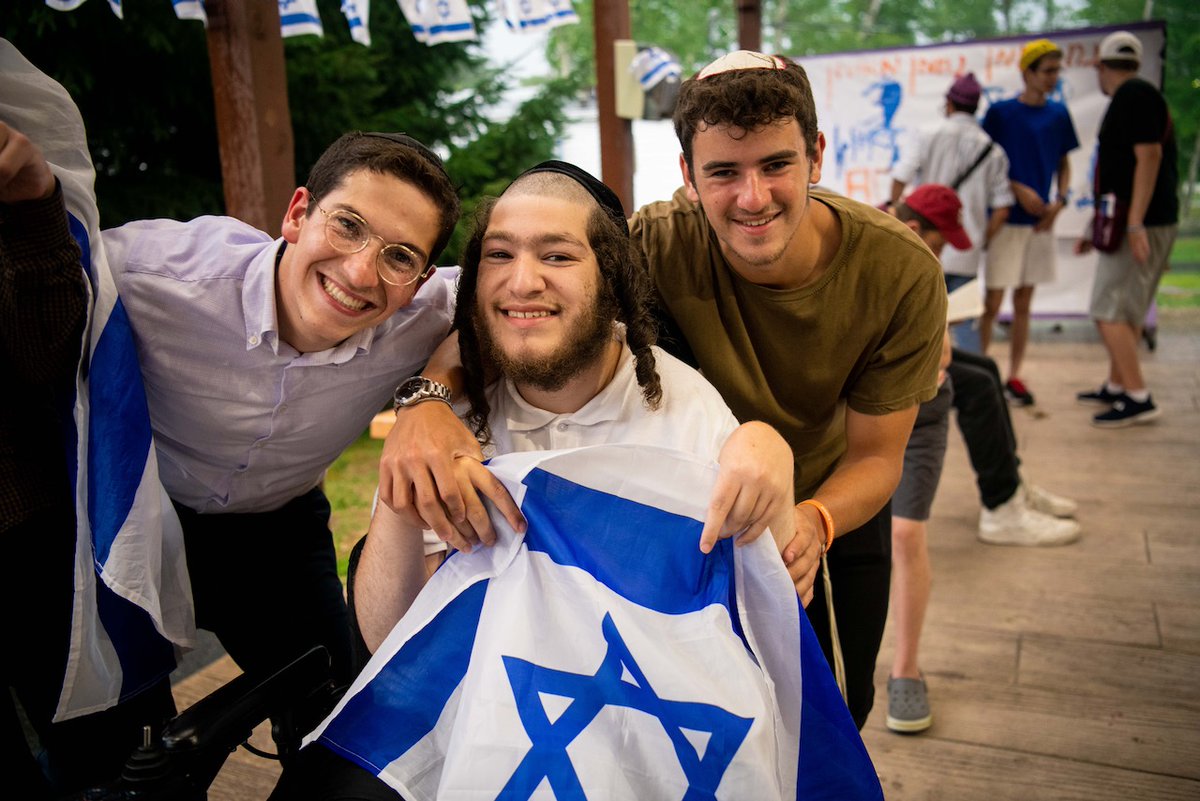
[1,0,580,259]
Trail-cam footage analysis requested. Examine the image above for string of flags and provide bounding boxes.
[44,0,579,47]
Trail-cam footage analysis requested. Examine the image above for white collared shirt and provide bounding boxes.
[424,341,739,554]
[892,112,1015,276]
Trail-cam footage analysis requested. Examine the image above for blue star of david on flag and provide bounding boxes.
[307,445,883,800]
[501,613,751,800]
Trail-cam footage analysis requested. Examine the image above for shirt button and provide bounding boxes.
[277,403,288,413]
[556,422,568,431]
[248,335,260,346]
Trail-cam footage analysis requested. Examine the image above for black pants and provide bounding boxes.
[175,487,355,698]
[948,348,1022,510]
[4,505,176,798]
[802,503,892,730]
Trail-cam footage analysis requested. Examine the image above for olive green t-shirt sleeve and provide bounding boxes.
[845,247,947,416]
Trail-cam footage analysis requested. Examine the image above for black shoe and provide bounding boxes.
[1092,394,1160,428]
[1004,378,1035,406]
[1076,385,1122,406]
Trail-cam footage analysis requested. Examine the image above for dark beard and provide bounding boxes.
[475,290,618,392]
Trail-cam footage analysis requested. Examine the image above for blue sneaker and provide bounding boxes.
[1092,394,1160,428]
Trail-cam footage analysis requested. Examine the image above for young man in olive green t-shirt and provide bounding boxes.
[628,50,946,730]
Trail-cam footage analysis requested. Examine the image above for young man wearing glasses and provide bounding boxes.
[95,131,462,718]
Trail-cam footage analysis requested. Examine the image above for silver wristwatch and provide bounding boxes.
[393,376,452,410]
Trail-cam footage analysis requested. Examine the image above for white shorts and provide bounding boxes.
[984,225,1056,290]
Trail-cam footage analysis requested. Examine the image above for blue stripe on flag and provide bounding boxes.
[66,214,155,567]
[796,601,885,800]
[96,577,177,700]
[280,13,322,26]
[520,467,733,615]
[411,21,475,36]
[87,300,153,565]
[317,580,489,771]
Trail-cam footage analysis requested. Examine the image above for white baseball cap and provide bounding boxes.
[1098,31,1142,65]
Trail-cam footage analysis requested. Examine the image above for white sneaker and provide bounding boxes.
[978,487,1081,546]
[1023,482,1077,519]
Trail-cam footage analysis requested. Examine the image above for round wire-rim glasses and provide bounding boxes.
[311,199,432,287]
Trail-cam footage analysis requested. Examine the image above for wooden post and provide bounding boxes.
[736,0,762,52]
[592,0,635,215]
[204,0,295,233]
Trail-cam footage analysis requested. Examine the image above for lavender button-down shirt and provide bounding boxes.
[103,215,455,513]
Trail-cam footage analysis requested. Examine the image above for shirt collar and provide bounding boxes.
[241,239,377,363]
[500,338,634,433]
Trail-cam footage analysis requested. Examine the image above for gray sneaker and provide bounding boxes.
[886,676,932,733]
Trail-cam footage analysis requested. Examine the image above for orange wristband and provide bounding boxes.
[799,499,835,554]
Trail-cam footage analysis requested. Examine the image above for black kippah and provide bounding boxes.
[359,131,451,181]
[515,160,629,237]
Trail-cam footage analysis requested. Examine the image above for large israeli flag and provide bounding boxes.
[307,445,882,800]
[0,39,196,722]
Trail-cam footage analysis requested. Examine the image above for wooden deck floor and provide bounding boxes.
[173,312,1200,800]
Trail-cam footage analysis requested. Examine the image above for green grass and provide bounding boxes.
[325,432,384,579]
[1159,269,1200,308]
[1170,234,1200,267]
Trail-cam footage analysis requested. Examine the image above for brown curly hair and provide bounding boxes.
[674,57,820,171]
[455,179,662,445]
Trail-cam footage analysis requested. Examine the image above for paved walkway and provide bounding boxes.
[174,312,1200,800]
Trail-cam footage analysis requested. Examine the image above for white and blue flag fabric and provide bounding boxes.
[500,0,579,33]
[45,0,122,18]
[342,0,372,46]
[397,0,477,45]
[172,0,208,24]
[280,0,325,38]
[307,445,883,800]
[0,39,196,722]
[631,46,682,91]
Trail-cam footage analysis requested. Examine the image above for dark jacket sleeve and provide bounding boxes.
[0,181,88,385]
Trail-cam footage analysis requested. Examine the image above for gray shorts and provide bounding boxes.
[1089,225,1178,325]
[893,381,953,522]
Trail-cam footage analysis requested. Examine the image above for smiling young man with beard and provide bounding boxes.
[352,161,796,654]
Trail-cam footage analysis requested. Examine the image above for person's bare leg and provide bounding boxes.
[890,516,930,680]
[1096,319,1145,391]
[980,288,1005,354]
[1008,285,1035,380]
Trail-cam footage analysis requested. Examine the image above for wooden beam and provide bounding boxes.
[592,0,635,215]
[736,0,762,52]
[204,0,295,233]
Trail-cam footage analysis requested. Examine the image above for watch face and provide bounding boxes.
[395,377,449,407]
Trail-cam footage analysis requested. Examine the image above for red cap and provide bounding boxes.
[905,184,972,250]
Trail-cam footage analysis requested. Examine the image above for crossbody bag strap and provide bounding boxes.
[951,142,994,191]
